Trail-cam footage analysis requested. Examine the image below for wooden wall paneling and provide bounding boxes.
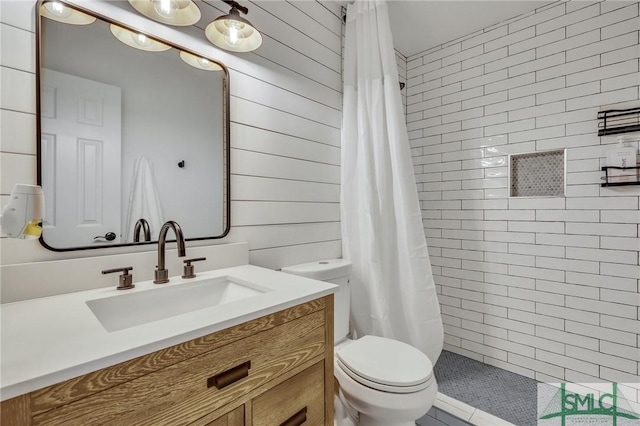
[231,150,340,184]
[315,1,343,20]
[1,67,35,114]
[1,23,35,72]
[231,201,340,227]
[243,1,341,72]
[230,73,340,129]
[0,1,36,31]
[230,99,340,146]
[0,152,37,193]
[247,38,341,91]
[231,125,340,165]
[1,110,37,155]
[228,222,341,251]
[288,1,342,37]
[253,1,341,55]
[230,176,339,203]
[229,54,342,109]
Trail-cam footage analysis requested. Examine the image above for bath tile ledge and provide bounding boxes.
[434,393,516,426]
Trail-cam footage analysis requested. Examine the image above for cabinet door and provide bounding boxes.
[203,406,244,426]
[252,362,325,426]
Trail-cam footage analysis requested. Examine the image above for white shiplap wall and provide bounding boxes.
[406,0,640,407]
[0,0,343,270]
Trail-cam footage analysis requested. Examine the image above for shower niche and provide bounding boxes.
[508,150,566,197]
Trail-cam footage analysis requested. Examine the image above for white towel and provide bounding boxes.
[124,156,164,242]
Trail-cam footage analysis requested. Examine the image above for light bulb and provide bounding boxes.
[152,0,178,18]
[132,32,153,47]
[47,1,72,18]
[197,57,210,67]
[224,19,243,47]
[41,1,96,24]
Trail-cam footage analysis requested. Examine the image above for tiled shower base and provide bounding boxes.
[417,350,539,425]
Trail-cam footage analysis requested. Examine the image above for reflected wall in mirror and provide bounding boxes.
[37,0,230,251]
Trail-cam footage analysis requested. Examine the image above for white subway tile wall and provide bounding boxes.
[406,0,640,406]
[0,0,343,269]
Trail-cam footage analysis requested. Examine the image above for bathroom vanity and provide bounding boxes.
[0,265,336,425]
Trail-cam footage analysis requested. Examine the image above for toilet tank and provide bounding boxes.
[281,259,351,344]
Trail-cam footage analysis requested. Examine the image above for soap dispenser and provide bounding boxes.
[606,136,637,183]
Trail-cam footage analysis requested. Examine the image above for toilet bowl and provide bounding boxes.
[334,336,437,426]
[281,259,438,426]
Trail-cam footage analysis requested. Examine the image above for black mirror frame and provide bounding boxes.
[35,0,231,252]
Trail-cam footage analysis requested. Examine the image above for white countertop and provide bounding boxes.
[0,264,337,401]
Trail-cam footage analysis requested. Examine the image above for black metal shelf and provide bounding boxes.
[601,166,640,187]
[597,107,640,136]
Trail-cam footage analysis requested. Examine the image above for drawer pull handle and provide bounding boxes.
[280,407,307,426]
[208,361,251,390]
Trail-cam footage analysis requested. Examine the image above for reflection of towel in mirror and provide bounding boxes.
[124,156,163,242]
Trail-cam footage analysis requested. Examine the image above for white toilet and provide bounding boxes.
[281,259,438,426]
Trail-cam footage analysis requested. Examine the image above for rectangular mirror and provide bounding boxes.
[36,0,230,251]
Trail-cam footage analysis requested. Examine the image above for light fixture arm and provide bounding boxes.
[221,0,248,15]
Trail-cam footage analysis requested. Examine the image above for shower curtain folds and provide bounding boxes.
[341,0,443,364]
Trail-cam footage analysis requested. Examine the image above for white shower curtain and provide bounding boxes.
[342,0,444,363]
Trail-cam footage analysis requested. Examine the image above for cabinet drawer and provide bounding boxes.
[252,361,325,426]
[203,405,244,426]
[33,310,326,426]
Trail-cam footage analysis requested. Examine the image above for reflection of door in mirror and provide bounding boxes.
[41,68,122,247]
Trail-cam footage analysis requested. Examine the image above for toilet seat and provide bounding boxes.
[336,335,434,394]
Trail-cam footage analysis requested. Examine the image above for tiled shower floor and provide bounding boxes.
[417,350,538,426]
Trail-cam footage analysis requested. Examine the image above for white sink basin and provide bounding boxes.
[86,276,270,332]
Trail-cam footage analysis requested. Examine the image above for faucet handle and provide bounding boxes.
[182,257,206,279]
[102,267,135,290]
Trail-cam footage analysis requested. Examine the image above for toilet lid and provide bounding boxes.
[336,335,433,391]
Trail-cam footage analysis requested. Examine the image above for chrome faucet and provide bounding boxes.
[154,220,186,284]
[133,218,151,242]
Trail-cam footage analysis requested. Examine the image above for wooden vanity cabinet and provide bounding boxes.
[203,406,244,426]
[1,295,334,426]
[252,361,325,426]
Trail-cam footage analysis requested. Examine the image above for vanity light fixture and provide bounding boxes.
[205,0,262,53]
[127,0,201,26]
[179,51,223,71]
[40,1,96,25]
[110,24,172,52]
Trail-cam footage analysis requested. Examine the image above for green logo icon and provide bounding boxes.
[539,383,639,426]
